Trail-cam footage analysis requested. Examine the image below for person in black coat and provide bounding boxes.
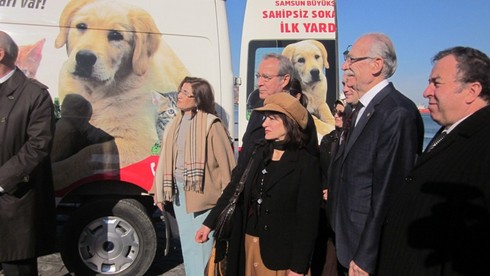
[242,53,294,159]
[320,98,345,193]
[0,31,56,276]
[377,47,490,275]
[196,93,322,276]
[312,98,344,276]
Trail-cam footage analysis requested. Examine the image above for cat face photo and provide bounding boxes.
[152,91,178,141]
[16,38,46,79]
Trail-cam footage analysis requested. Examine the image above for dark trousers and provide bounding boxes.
[0,258,38,276]
[312,205,341,276]
[338,264,348,276]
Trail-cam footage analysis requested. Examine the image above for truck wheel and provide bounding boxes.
[60,199,157,275]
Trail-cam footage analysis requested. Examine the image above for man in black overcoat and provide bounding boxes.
[0,30,56,275]
[377,47,490,275]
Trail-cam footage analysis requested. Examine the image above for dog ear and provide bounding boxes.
[130,8,161,76]
[282,43,295,60]
[310,40,329,69]
[55,0,97,49]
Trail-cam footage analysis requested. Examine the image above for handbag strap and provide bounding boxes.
[229,147,257,202]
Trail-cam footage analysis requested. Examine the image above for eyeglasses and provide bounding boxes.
[178,89,194,98]
[255,73,285,82]
[332,109,345,117]
[344,55,375,65]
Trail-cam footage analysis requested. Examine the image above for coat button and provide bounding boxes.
[405,176,413,183]
[264,225,268,231]
[265,209,270,215]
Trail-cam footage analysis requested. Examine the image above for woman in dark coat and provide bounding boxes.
[196,93,322,276]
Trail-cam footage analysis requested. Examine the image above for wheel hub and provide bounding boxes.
[78,216,140,274]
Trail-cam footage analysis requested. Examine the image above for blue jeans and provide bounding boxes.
[173,180,214,276]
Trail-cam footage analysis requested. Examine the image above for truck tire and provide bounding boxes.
[60,198,157,275]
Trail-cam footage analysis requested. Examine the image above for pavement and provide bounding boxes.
[0,245,185,276]
[0,246,185,276]
[0,222,186,276]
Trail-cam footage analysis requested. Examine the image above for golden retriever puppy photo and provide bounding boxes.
[283,40,335,136]
[54,0,189,170]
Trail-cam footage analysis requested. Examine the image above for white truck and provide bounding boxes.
[0,0,338,274]
[1,0,234,275]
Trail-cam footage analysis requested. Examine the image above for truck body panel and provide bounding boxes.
[1,0,233,274]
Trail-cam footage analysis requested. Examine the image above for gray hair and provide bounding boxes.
[262,53,294,90]
[365,33,397,78]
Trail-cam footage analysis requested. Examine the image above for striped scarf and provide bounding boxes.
[161,110,208,201]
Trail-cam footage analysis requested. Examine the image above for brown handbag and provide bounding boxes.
[204,241,227,276]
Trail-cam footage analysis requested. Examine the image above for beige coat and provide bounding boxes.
[154,114,236,213]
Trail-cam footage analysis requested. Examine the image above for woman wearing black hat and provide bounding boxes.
[196,93,322,276]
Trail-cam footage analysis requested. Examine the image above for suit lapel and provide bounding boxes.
[344,103,374,155]
[415,130,454,167]
[343,83,393,159]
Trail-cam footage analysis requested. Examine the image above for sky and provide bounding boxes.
[225,0,490,106]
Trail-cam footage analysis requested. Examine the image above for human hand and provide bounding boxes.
[153,195,164,212]
[195,225,211,243]
[322,189,328,201]
[348,260,369,276]
[287,270,304,276]
[155,202,164,212]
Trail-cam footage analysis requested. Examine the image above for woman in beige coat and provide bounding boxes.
[153,76,236,276]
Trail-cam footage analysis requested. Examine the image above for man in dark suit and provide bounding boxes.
[242,53,293,154]
[0,31,56,275]
[377,47,490,275]
[244,54,320,158]
[327,33,424,275]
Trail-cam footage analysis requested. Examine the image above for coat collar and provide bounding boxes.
[247,143,301,193]
[262,148,300,192]
[415,105,490,166]
[343,82,395,158]
[0,68,26,97]
[0,70,28,118]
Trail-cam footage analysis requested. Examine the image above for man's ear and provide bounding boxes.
[281,74,291,88]
[465,82,483,104]
[370,57,384,76]
[0,48,13,67]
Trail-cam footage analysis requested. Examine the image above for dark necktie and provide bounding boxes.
[341,103,362,144]
[426,131,447,152]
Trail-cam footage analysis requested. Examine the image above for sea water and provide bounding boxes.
[422,113,440,150]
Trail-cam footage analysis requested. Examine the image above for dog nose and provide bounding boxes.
[74,51,97,77]
[76,51,97,68]
[310,69,320,81]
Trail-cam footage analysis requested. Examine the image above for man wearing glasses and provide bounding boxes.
[327,33,424,276]
[242,53,293,153]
